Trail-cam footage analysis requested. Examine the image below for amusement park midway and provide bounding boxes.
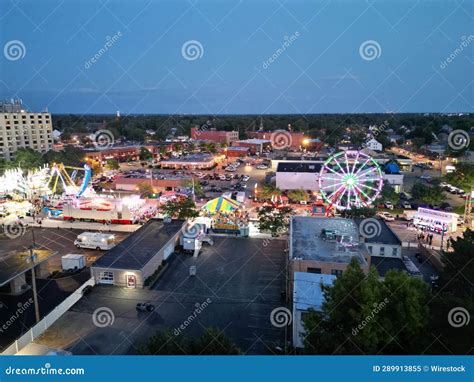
[0,103,472,358]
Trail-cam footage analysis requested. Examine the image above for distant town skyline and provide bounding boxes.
[1,0,472,115]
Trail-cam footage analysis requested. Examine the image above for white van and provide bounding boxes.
[74,232,116,250]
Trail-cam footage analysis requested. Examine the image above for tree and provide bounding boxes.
[190,327,241,355]
[105,159,120,170]
[303,259,430,354]
[341,206,376,218]
[181,179,203,197]
[138,327,241,355]
[379,182,399,205]
[259,183,281,200]
[160,197,199,220]
[257,205,293,236]
[288,189,309,203]
[443,163,474,191]
[139,147,153,161]
[411,182,444,205]
[11,148,44,169]
[137,181,154,197]
[439,229,474,298]
[138,329,188,355]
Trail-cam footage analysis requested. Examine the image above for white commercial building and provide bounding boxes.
[0,100,53,161]
[275,162,321,190]
[365,138,382,151]
[292,272,336,348]
[276,161,403,192]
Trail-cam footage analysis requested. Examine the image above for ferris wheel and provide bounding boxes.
[318,150,384,210]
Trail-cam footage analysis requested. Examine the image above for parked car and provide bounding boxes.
[136,303,155,312]
[242,175,250,182]
[402,201,411,209]
[384,202,394,210]
[377,211,395,221]
[256,165,269,170]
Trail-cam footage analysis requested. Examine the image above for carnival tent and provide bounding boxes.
[202,196,240,214]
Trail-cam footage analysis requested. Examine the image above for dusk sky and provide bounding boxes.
[0,0,472,114]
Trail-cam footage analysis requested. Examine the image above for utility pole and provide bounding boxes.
[26,225,40,323]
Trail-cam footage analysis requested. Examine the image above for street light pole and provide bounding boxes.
[28,248,41,324]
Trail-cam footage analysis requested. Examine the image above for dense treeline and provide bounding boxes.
[53,113,474,148]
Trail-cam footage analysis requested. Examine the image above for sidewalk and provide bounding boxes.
[4,216,140,233]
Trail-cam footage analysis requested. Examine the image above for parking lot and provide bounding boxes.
[0,227,129,351]
[33,237,288,355]
[0,226,129,270]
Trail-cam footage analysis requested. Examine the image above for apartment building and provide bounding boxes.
[0,100,53,161]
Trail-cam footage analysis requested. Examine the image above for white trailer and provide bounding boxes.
[413,208,459,233]
[61,254,86,271]
[62,199,135,224]
[74,232,116,250]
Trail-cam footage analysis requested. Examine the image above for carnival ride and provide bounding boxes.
[48,163,92,197]
[318,150,384,210]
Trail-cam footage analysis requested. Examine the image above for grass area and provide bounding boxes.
[453,205,466,215]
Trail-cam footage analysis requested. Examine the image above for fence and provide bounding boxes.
[1,277,95,355]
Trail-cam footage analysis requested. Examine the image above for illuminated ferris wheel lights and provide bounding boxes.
[318,150,384,210]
